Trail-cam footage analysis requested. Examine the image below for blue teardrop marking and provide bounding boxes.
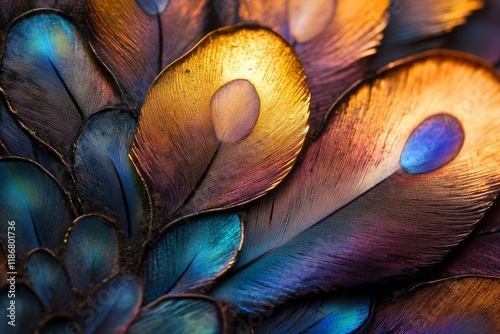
[400,114,464,175]
[135,0,170,16]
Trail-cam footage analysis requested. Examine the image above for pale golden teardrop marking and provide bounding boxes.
[211,79,260,143]
[288,0,336,43]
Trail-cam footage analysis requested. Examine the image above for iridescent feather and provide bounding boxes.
[249,292,372,334]
[370,277,500,333]
[73,109,151,239]
[439,232,500,277]
[0,0,87,31]
[75,275,142,334]
[128,295,227,334]
[134,26,310,220]
[0,158,74,261]
[0,88,70,185]
[0,11,122,160]
[211,52,500,313]
[87,0,209,109]
[371,0,483,69]
[220,0,389,129]
[142,212,242,304]
[63,215,120,295]
[24,249,77,314]
[446,0,500,69]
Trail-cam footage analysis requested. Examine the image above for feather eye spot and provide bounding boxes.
[211,79,260,144]
[135,0,170,16]
[288,0,336,43]
[400,113,464,175]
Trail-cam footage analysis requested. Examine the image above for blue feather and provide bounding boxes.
[142,212,242,304]
[0,11,122,159]
[75,275,142,334]
[129,295,224,334]
[248,292,371,334]
[73,109,151,239]
[1,90,71,185]
[64,215,120,294]
[0,90,33,158]
[0,158,73,261]
[24,249,76,314]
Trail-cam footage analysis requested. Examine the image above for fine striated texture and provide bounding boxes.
[447,0,500,67]
[142,212,242,304]
[0,89,70,185]
[128,295,226,334]
[76,275,142,333]
[73,109,151,239]
[383,0,483,44]
[250,292,371,334]
[87,0,208,109]
[134,26,310,220]
[0,158,74,261]
[0,11,122,159]
[0,0,87,31]
[370,277,500,333]
[211,52,500,313]
[24,249,76,314]
[0,88,34,158]
[233,0,389,128]
[439,231,500,277]
[63,215,120,295]
[371,0,483,69]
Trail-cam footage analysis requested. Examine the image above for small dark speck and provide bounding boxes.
[185,69,191,73]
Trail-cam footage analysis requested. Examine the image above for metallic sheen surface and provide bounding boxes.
[254,293,371,334]
[88,0,208,109]
[236,0,389,127]
[129,296,224,334]
[212,53,500,313]
[0,11,122,158]
[74,110,151,240]
[142,212,243,304]
[371,277,500,333]
[371,0,483,68]
[0,158,73,262]
[400,113,464,174]
[134,26,310,219]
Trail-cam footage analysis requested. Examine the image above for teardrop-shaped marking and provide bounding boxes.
[288,0,336,44]
[135,0,170,16]
[211,79,260,144]
[400,113,464,175]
